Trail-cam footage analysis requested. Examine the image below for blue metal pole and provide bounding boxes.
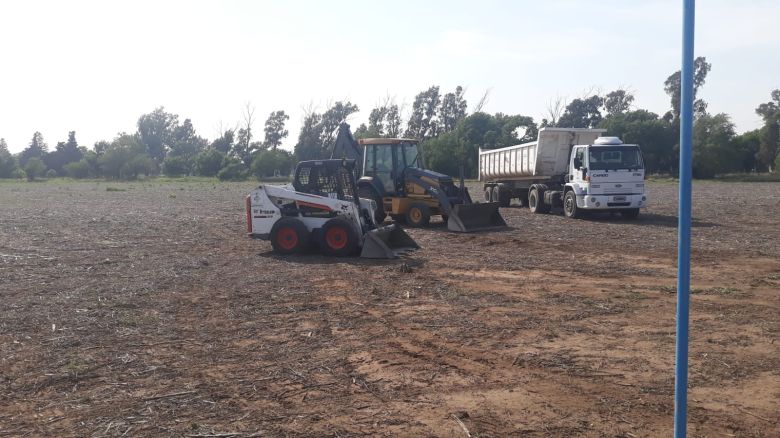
[674,0,695,437]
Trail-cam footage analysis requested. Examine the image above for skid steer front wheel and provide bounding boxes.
[319,218,359,256]
[270,218,310,254]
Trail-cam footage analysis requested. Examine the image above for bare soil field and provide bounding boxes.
[1,179,778,437]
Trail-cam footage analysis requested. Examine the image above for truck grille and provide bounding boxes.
[603,187,631,194]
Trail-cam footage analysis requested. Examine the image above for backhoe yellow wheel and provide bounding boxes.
[405,202,431,227]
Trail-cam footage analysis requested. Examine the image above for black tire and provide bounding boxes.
[621,208,640,219]
[563,190,581,219]
[358,185,386,225]
[319,218,360,256]
[528,187,550,214]
[270,217,310,254]
[484,187,494,202]
[494,186,511,207]
[405,202,431,227]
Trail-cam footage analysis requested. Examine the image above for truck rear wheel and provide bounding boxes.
[563,190,581,219]
[270,217,310,254]
[528,187,550,214]
[406,202,431,227]
[319,218,359,256]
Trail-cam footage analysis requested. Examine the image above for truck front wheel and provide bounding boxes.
[563,191,581,219]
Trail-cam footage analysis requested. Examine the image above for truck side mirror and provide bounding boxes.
[573,157,582,169]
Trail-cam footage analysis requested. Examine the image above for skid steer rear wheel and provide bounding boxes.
[405,202,431,227]
[319,218,359,256]
[270,217,310,254]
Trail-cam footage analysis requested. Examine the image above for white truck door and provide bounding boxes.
[570,146,586,184]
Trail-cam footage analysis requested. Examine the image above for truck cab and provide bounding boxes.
[565,136,647,218]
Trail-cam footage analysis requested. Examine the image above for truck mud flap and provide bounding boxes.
[360,224,420,259]
[447,202,507,233]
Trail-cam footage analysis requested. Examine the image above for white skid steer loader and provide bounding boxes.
[246,159,419,258]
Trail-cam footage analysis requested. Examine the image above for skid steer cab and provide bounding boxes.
[245,159,419,259]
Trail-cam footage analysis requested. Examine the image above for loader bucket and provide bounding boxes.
[360,224,420,259]
[447,202,507,233]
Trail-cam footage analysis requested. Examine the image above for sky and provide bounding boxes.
[1,0,778,153]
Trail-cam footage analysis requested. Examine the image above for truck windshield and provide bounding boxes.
[588,146,643,171]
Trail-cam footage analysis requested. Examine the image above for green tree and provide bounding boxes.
[19,132,48,167]
[211,129,235,155]
[0,138,20,178]
[319,101,359,150]
[424,112,536,177]
[137,107,179,163]
[360,99,402,138]
[353,123,370,139]
[44,131,83,175]
[603,89,635,116]
[162,156,191,177]
[691,113,737,178]
[194,149,225,177]
[293,102,359,161]
[94,140,110,156]
[24,157,47,181]
[406,86,441,140]
[99,133,155,179]
[755,89,780,171]
[730,129,761,172]
[664,56,711,122]
[439,86,468,133]
[169,119,207,159]
[217,157,248,181]
[294,112,324,161]
[251,149,295,178]
[263,110,290,150]
[63,160,92,179]
[557,95,604,128]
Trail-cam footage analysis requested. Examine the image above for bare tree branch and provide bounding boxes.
[472,88,491,113]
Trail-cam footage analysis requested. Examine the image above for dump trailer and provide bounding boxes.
[246,159,419,258]
[331,123,506,232]
[479,127,648,218]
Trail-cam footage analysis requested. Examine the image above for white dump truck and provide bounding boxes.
[479,127,647,218]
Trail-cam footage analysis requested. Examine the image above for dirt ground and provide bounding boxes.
[1,179,778,437]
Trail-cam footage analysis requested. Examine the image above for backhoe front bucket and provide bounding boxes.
[447,202,507,233]
[361,224,420,259]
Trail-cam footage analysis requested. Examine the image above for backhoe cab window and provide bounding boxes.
[588,146,644,171]
[401,142,420,170]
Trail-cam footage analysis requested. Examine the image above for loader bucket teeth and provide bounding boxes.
[360,224,420,259]
[447,202,507,233]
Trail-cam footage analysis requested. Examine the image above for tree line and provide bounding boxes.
[1,57,778,181]
[0,105,295,181]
